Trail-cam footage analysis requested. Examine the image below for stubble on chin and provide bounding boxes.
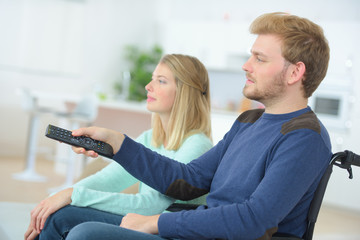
[242,85,260,102]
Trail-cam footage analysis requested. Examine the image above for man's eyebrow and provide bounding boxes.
[251,50,267,57]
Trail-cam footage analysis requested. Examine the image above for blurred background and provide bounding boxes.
[0,0,360,239]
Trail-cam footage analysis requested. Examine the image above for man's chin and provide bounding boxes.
[243,89,254,100]
[243,92,261,102]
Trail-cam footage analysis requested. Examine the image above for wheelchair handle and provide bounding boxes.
[344,150,360,167]
[331,150,360,179]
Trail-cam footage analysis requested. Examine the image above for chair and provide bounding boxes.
[48,94,98,192]
[166,150,360,240]
[12,88,65,182]
[13,88,98,186]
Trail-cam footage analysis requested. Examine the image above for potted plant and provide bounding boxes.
[115,44,163,101]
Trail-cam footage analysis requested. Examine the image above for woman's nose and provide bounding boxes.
[145,81,152,92]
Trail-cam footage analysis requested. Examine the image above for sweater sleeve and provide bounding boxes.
[71,130,150,192]
[128,133,213,215]
[72,162,136,193]
[169,133,213,205]
[71,162,139,214]
[70,131,149,213]
[114,133,229,201]
[71,132,213,216]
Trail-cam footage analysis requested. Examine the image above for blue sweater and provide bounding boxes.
[114,107,332,239]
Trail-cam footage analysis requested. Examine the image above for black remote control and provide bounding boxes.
[45,124,114,159]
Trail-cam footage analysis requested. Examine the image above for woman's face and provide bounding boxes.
[145,63,177,117]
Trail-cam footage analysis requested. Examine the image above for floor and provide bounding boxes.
[1,156,360,239]
[0,156,66,203]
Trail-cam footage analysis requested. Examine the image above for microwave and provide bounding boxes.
[309,87,353,131]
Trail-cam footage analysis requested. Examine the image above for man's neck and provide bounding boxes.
[264,98,308,114]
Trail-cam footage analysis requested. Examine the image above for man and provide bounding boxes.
[68,12,331,239]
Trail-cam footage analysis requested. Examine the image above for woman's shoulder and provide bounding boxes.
[182,132,213,150]
[135,129,153,145]
[173,132,213,162]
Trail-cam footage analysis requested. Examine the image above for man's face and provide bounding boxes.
[242,34,290,106]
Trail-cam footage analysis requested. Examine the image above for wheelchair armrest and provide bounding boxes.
[166,203,200,212]
[271,232,303,240]
[271,237,302,240]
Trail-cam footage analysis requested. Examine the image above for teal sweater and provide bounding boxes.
[71,129,212,216]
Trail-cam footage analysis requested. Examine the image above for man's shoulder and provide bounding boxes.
[281,110,321,135]
[236,109,265,124]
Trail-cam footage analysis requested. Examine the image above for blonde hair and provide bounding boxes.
[250,12,330,98]
[151,54,212,150]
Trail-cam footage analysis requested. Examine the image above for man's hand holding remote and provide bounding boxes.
[71,126,125,158]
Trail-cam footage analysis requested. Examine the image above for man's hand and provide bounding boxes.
[24,188,73,240]
[71,126,125,157]
[120,213,160,235]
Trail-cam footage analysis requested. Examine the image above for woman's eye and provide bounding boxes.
[159,79,166,84]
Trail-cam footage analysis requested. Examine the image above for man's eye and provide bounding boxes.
[256,57,264,62]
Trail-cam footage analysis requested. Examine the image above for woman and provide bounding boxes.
[24,54,212,240]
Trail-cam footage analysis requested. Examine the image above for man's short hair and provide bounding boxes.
[250,12,330,98]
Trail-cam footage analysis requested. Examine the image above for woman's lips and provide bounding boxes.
[147,96,156,102]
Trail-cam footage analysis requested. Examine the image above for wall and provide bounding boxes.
[0,0,360,211]
[0,0,159,157]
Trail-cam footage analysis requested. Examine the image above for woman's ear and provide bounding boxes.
[288,61,306,85]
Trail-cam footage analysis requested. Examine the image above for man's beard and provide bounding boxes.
[243,64,289,104]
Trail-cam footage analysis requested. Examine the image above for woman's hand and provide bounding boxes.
[120,213,160,235]
[71,126,125,158]
[23,226,38,240]
[24,188,73,240]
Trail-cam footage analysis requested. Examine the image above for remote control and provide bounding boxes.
[45,124,114,159]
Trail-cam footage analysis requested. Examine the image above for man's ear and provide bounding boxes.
[288,61,306,85]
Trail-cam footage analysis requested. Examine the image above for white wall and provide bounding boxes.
[1,0,360,211]
[0,0,159,156]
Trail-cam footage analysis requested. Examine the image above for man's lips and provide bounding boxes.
[245,74,255,84]
[246,79,254,84]
[246,78,255,85]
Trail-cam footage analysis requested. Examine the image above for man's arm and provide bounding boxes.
[114,135,226,199]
